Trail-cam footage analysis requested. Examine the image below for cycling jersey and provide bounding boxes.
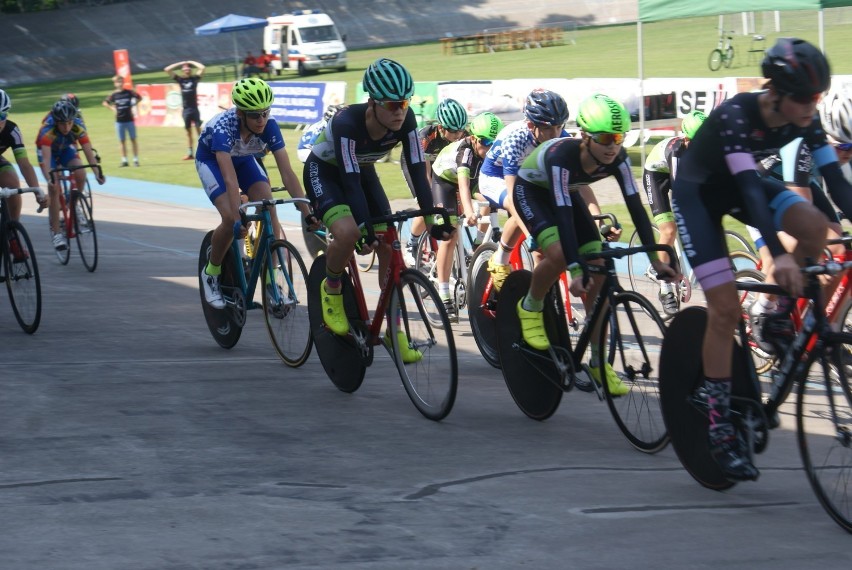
[432,138,483,186]
[0,120,31,161]
[642,136,688,224]
[515,137,655,269]
[34,118,90,167]
[672,91,852,288]
[304,103,432,227]
[297,118,326,162]
[196,108,287,203]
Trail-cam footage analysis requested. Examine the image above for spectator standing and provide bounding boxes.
[164,60,206,160]
[102,75,141,167]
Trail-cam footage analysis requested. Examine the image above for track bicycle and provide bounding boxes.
[0,186,44,334]
[467,214,618,368]
[494,242,676,453]
[659,261,852,533]
[306,207,458,421]
[198,196,312,367]
[48,164,99,272]
[708,30,735,71]
[627,225,755,320]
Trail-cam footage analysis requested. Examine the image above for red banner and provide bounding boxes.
[113,49,133,88]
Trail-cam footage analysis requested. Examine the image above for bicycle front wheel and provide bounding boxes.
[599,291,669,453]
[198,231,242,349]
[723,46,735,68]
[708,49,723,71]
[626,227,672,319]
[796,339,852,534]
[388,269,458,421]
[263,239,312,367]
[72,192,97,272]
[4,221,41,334]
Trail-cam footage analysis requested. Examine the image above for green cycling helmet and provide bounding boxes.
[435,98,468,131]
[576,94,631,134]
[232,78,274,111]
[469,112,504,140]
[680,110,707,139]
[363,58,414,101]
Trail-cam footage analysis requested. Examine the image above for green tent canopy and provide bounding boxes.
[638,1,826,23]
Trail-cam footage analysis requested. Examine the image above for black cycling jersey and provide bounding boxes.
[643,136,688,221]
[0,120,27,157]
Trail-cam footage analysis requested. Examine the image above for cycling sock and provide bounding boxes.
[775,295,795,315]
[521,293,544,312]
[702,376,734,444]
[205,261,221,276]
[324,268,344,293]
[496,240,513,265]
[660,282,673,294]
[438,282,450,300]
[753,294,776,315]
[589,345,600,367]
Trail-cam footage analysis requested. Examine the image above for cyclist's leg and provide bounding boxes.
[433,178,460,315]
[400,153,426,260]
[0,163,22,221]
[478,173,516,288]
[645,170,679,313]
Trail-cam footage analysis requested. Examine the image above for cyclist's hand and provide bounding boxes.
[428,222,455,240]
[96,173,106,185]
[36,194,48,212]
[463,211,477,227]
[569,275,590,296]
[232,219,247,240]
[303,213,321,232]
[773,253,804,297]
[600,223,622,242]
[651,259,679,283]
[355,232,379,255]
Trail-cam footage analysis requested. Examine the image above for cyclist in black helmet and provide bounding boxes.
[671,37,852,482]
[303,57,454,358]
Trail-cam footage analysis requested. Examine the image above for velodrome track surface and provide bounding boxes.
[0,177,850,568]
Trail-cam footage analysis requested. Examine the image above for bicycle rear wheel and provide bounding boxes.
[4,221,41,334]
[599,291,669,453]
[627,227,677,319]
[797,332,852,533]
[467,242,501,368]
[387,269,458,421]
[72,192,97,272]
[263,239,312,367]
[198,231,242,348]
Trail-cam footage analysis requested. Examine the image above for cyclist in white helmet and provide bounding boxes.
[0,90,46,225]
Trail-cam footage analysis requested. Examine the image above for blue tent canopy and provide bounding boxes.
[194,14,268,71]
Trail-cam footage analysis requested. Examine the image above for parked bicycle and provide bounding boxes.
[659,260,852,533]
[0,186,44,333]
[198,196,312,367]
[307,207,458,421]
[708,30,735,71]
[48,164,99,272]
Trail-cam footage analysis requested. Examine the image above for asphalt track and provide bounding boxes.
[0,176,850,569]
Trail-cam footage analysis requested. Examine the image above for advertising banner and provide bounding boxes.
[113,49,133,87]
[269,81,346,124]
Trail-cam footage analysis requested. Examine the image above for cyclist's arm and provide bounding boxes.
[37,144,53,184]
[80,142,105,184]
[612,157,655,250]
[399,124,435,213]
[12,147,41,192]
[270,147,311,218]
[456,167,476,224]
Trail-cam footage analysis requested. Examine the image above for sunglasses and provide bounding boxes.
[834,142,852,152]
[375,99,410,112]
[785,92,822,105]
[476,136,495,147]
[0,111,7,121]
[244,109,271,120]
[589,132,626,146]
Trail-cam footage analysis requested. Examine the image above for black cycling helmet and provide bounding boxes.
[51,100,77,122]
[60,93,80,110]
[523,89,569,126]
[761,37,831,96]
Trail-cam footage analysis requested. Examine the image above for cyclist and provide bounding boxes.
[671,38,852,482]
[198,77,314,310]
[402,98,469,265]
[36,99,105,252]
[642,109,708,315]
[303,57,453,360]
[0,90,46,232]
[479,88,569,291]
[513,93,677,395]
[430,111,504,320]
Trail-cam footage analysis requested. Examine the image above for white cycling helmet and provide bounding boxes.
[819,88,852,144]
[0,89,10,114]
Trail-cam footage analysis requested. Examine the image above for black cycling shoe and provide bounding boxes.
[443,299,459,324]
[710,436,760,482]
[750,310,795,355]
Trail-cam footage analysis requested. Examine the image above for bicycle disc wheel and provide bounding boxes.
[599,291,669,453]
[306,255,367,393]
[796,341,852,534]
[198,231,242,349]
[72,192,97,272]
[388,269,458,421]
[708,49,723,71]
[467,242,501,368]
[262,239,312,367]
[736,268,776,376]
[4,221,41,334]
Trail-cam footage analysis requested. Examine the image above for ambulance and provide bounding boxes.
[264,10,347,76]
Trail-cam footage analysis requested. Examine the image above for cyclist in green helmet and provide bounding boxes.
[510,93,677,395]
[198,77,314,309]
[402,98,469,265]
[429,111,504,320]
[303,57,454,358]
[642,109,707,315]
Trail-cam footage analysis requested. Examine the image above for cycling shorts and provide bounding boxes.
[36,146,79,170]
[514,180,600,254]
[303,156,391,227]
[642,169,675,224]
[477,172,508,210]
[197,154,269,204]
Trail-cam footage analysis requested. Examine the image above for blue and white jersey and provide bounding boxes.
[196,108,286,161]
[480,120,569,179]
[297,118,326,162]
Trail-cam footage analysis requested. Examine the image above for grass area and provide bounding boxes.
[4,13,852,203]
